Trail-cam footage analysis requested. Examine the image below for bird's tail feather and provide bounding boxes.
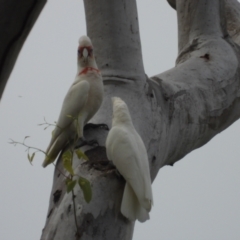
[121,183,149,222]
[42,134,66,167]
[139,193,153,212]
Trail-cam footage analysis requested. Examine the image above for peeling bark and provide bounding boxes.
[225,0,240,44]
[40,0,240,239]
[0,0,46,100]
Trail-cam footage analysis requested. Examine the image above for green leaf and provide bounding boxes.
[78,177,92,203]
[30,152,35,162]
[75,149,89,161]
[27,152,34,165]
[62,150,74,175]
[66,179,77,193]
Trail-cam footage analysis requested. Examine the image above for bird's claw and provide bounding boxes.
[84,123,109,131]
[87,139,99,147]
[75,138,99,149]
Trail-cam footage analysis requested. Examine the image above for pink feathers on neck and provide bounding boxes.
[79,67,100,75]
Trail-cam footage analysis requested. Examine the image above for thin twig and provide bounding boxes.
[38,117,63,131]
[72,189,80,237]
[9,138,46,155]
[52,162,71,179]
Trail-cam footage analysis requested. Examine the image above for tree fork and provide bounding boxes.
[40,0,240,239]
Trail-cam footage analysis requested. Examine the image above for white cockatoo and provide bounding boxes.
[42,36,103,168]
[106,97,153,222]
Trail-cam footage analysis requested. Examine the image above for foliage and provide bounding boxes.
[9,117,93,236]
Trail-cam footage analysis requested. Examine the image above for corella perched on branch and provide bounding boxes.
[42,36,103,168]
[106,97,153,222]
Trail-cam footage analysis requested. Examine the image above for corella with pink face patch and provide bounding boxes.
[42,36,103,168]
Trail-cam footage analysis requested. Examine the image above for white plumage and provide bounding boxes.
[106,97,153,222]
[42,36,103,167]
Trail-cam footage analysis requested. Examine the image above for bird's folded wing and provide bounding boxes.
[106,127,144,189]
[46,80,90,152]
[106,126,153,208]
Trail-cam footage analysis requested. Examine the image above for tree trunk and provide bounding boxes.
[0,0,46,100]
[40,0,240,239]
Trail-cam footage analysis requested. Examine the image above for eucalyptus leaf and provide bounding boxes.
[78,177,92,203]
[75,149,89,161]
[30,152,35,162]
[62,150,74,175]
[66,179,77,193]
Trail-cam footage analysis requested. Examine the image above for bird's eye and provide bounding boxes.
[89,48,93,55]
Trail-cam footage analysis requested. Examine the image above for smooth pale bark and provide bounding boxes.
[1,0,238,239]
[167,0,240,45]
[40,0,240,239]
[0,0,46,100]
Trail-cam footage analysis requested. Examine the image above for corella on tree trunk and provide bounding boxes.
[106,97,153,222]
[42,36,103,167]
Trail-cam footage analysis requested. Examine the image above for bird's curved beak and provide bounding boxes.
[82,48,88,59]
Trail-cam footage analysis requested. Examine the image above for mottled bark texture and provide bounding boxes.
[0,0,46,100]
[39,0,240,239]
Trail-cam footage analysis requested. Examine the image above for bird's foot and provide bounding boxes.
[74,138,99,149]
[87,160,115,171]
[84,123,109,131]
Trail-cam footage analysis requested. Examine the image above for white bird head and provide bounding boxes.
[77,36,97,68]
[112,97,133,126]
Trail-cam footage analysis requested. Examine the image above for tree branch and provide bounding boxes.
[83,0,145,82]
[0,0,46,100]
[41,0,240,239]
[225,0,240,44]
[177,0,227,53]
[166,0,240,45]
[149,0,240,172]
